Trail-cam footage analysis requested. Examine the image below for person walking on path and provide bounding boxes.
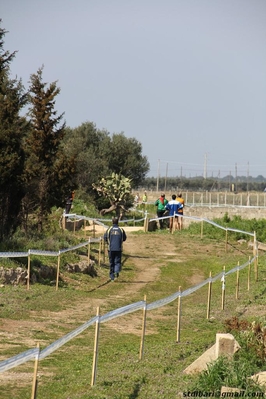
[65,192,73,217]
[134,192,140,207]
[142,191,147,203]
[104,217,127,281]
[155,193,168,229]
[165,194,183,233]
[176,192,185,230]
[141,190,148,211]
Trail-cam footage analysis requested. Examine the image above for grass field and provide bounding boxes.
[0,226,266,399]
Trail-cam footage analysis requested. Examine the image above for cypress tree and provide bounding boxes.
[0,21,28,239]
[25,66,75,231]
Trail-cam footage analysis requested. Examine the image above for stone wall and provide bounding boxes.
[0,260,96,286]
[185,206,266,226]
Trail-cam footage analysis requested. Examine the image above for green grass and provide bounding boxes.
[1,225,266,398]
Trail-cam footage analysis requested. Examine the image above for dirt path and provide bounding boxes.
[1,223,213,350]
[0,224,220,354]
[0,229,178,352]
[1,224,216,390]
[0,227,253,387]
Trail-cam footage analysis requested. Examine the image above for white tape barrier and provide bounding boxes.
[0,254,256,372]
[147,292,181,311]
[65,214,107,226]
[0,348,39,373]
[39,301,145,360]
[39,316,98,360]
[0,215,148,259]
[0,214,257,373]
[100,301,145,323]
[0,238,103,259]
[0,252,28,258]
[147,255,256,311]
[65,214,146,225]
[151,214,255,238]
[188,204,265,209]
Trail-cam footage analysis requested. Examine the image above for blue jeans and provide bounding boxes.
[108,251,122,280]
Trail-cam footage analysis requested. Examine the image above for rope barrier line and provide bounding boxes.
[39,316,98,360]
[0,239,102,258]
[0,213,259,376]
[65,214,146,224]
[151,214,255,238]
[0,254,257,373]
[100,301,145,323]
[0,348,39,373]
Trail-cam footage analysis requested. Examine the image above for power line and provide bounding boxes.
[148,158,266,178]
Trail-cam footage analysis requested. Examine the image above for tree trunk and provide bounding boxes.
[100,204,117,216]
[100,203,126,220]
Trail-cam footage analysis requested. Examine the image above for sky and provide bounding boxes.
[1,0,266,178]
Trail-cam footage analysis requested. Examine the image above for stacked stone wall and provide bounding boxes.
[185,206,266,226]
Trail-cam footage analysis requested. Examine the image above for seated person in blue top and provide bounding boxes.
[165,194,183,233]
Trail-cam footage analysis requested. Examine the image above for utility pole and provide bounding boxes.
[203,153,207,179]
[164,163,168,192]
[247,161,249,192]
[235,163,238,192]
[156,159,160,193]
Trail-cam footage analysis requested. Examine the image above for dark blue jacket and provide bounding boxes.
[104,224,127,251]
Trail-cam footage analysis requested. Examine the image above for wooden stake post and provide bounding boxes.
[73,215,76,234]
[139,295,147,360]
[225,229,228,253]
[254,231,258,282]
[31,343,40,399]
[27,251,31,291]
[206,272,212,319]
[221,266,226,310]
[88,240,91,262]
[56,252,61,291]
[103,239,106,263]
[144,212,148,232]
[98,240,101,266]
[236,261,240,300]
[176,286,182,343]
[91,307,100,387]
[201,219,203,239]
[248,256,251,291]
[62,213,66,230]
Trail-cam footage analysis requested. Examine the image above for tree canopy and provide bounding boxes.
[0,22,28,239]
[0,20,150,237]
[63,122,149,195]
[23,66,76,231]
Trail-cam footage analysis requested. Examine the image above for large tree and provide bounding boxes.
[63,122,110,190]
[106,133,149,187]
[0,21,29,239]
[24,66,75,231]
[63,123,150,194]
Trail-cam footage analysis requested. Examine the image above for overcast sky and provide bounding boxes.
[1,0,266,178]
